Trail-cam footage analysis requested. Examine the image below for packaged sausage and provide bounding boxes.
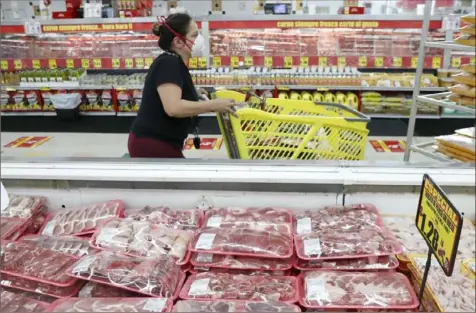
[452,73,475,86]
[461,63,476,74]
[448,84,476,98]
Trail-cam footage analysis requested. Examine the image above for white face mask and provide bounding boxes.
[191,34,205,57]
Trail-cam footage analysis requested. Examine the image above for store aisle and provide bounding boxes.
[1,132,439,162]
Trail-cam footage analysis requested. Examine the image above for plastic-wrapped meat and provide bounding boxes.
[21,235,94,258]
[1,195,46,218]
[0,272,85,298]
[0,290,48,312]
[125,206,202,230]
[299,271,418,310]
[295,228,402,260]
[293,204,382,234]
[180,272,297,302]
[243,302,301,312]
[78,282,144,297]
[1,286,57,303]
[91,218,192,264]
[190,227,293,258]
[0,217,31,240]
[67,251,184,298]
[190,267,290,276]
[173,300,301,312]
[191,253,292,270]
[23,207,47,235]
[0,241,78,287]
[204,207,292,233]
[45,297,173,312]
[39,200,124,236]
[295,255,399,271]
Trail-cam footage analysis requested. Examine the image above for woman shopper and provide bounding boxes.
[128,12,235,158]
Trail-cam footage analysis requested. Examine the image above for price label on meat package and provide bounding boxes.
[72,256,96,274]
[143,298,167,312]
[195,233,216,250]
[42,220,56,235]
[306,278,328,301]
[416,174,463,276]
[188,278,211,296]
[206,216,222,227]
[303,238,322,256]
[196,253,214,263]
[296,217,312,234]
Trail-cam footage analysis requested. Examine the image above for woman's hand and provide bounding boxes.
[212,98,238,117]
[198,88,209,97]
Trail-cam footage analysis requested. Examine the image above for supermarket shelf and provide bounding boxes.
[410,141,460,163]
[79,112,116,116]
[367,114,440,119]
[441,114,475,119]
[425,41,476,52]
[417,92,476,115]
[117,112,138,117]
[1,112,56,116]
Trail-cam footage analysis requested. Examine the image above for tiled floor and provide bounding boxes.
[0,132,439,162]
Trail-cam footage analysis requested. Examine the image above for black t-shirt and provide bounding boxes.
[131,52,198,147]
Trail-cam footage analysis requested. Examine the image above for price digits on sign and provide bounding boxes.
[418,212,439,251]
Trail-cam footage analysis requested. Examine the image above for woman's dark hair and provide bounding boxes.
[153,13,192,51]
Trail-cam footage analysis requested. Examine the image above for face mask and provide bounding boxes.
[191,34,205,57]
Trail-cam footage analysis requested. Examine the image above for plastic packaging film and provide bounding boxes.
[78,281,144,298]
[172,300,301,312]
[125,206,203,230]
[455,127,476,139]
[21,235,95,258]
[67,251,184,298]
[0,290,49,312]
[45,297,172,313]
[0,218,32,240]
[191,252,292,271]
[190,267,290,277]
[452,72,476,87]
[295,255,399,271]
[40,200,124,236]
[461,63,476,74]
[435,134,476,155]
[1,195,46,219]
[90,218,192,264]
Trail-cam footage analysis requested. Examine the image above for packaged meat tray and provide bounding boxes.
[78,281,144,297]
[45,297,173,312]
[66,251,185,298]
[39,200,125,236]
[294,228,403,260]
[1,194,46,218]
[190,227,293,258]
[0,217,32,240]
[204,207,292,233]
[21,235,95,258]
[1,272,85,298]
[293,204,382,234]
[1,286,58,303]
[0,241,79,287]
[24,207,48,236]
[299,271,419,310]
[179,272,298,303]
[173,300,301,312]
[190,267,291,276]
[125,206,203,230]
[0,289,49,312]
[191,252,292,270]
[90,218,192,264]
[294,255,399,271]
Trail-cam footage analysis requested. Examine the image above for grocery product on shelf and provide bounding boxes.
[434,133,475,162]
[1,194,45,218]
[0,290,48,312]
[173,300,301,312]
[190,252,292,271]
[361,73,439,88]
[294,255,399,271]
[179,272,298,302]
[299,271,419,310]
[45,297,172,313]
[20,235,95,258]
[189,267,290,276]
[124,206,203,230]
[78,281,145,298]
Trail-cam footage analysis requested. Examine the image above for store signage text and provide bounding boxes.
[276,20,379,28]
[41,23,134,33]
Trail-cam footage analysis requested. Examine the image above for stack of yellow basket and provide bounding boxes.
[434,127,475,162]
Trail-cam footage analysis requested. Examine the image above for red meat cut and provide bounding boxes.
[0,290,48,312]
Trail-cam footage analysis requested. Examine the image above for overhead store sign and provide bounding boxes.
[41,23,134,33]
[276,20,380,28]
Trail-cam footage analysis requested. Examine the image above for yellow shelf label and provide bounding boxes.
[112,58,121,69]
[198,57,207,68]
[14,59,22,70]
[284,56,293,68]
[124,58,134,69]
[470,57,475,64]
[135,58,144,69]
[374,57,384,67]
[230,56,239,68]
[300,56,309,67]
[66,59,75,69]
[93,58,102,69]
[212,56,221,68]
[319,57,328,67]
[432,57,441,69]
[32,59,41,69]
[358,56,367,67]
[337,57,346,68]
[81,59,90,69]
[48,59,57,69]
[0,60,8,71]
[264,56,273,68]
[451,57,461,68]
[244,56,253,67]
[189,57,198,69]
[144,57,154,68]
[393,57,402,68]
[411,57,418,68]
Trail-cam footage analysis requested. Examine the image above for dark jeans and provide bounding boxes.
[128,133,184,158]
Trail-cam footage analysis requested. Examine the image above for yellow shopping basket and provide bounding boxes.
[214,90,370,160]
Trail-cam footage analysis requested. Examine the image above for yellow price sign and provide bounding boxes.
[14,59,22,70]
[81,59,90,69]
[93,58,102,69]
[393,57,402,68]
[32,59,41,69]
[189,57,198,69]
[411,57,418,68]
[432,57,441,69]
[135,58,144,68]
[48,59,57,69]
[212,56,221,68]
[230,56,239,68]
[198,57,207,68]
[112,58,121,69]
[358,56,367,67]
[451,57,461,68]
[337,57,346,68]
[319,57,328,67]
[284,56,293,68]
[300,56,309,67]
[0,60,8,71]
[416,174,463,276]
[66,59,75,68]
[124,58,134,69]
[244,56,253,67]
[470,57,475,64]
[144,57,153,68]
[264,56,273,68]
[374,57,384,67]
